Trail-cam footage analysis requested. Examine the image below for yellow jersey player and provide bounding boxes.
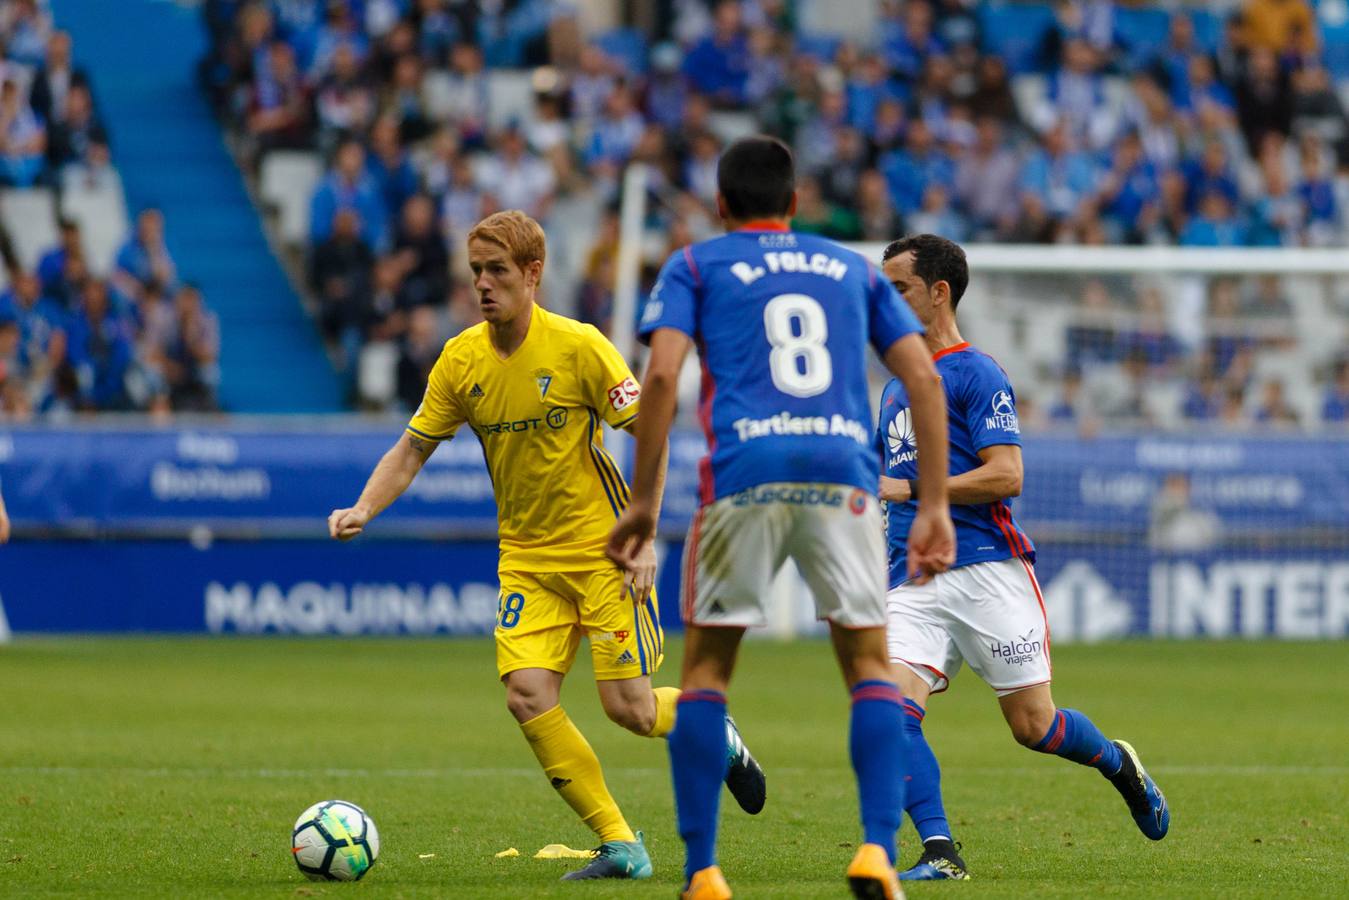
[327,211,765,881]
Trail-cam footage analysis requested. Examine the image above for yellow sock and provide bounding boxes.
[646,686,681,738]
[519,706,636,843]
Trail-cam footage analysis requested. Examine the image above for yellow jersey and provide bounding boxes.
[406,305,642,572]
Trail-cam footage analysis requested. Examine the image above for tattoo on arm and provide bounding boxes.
[407,435,430,455]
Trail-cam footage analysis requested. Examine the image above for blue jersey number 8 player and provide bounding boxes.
[875,235,1169,881]
[608,137,956,900]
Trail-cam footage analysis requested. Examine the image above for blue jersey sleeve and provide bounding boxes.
[865,261,923,355]
[960,355,1023,451]
[638,247,699,344]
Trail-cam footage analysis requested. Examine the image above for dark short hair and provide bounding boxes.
[717,135,795,220]
[882,233,970,308]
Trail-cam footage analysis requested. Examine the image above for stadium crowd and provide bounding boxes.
[0,0,221,420]
[195,2,1344,428]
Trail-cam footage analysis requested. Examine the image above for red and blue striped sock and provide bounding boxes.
[668,690,729,883]
[849,679,906,864]
[1033,708,1122,775]
[900,698,952,843]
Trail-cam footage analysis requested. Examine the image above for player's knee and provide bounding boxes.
[602,696,654,735]
[504,684,552,723]
[1009,706,1055,747]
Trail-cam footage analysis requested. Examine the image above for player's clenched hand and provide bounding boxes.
[906,504,955,585]
[328,506,371,541]
[606,503,657,587]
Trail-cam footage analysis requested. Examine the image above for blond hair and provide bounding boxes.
[467,210,547,270]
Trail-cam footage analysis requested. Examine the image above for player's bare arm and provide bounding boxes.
[607,328,691,571]
[881,444,1023,505]
[617,436,670,604]
[882,332,955,582]
[328,432,436,541]
[0,486,10,543]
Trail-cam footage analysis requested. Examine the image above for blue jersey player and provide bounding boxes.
[608,136,955,900]
[875,235,1170,881]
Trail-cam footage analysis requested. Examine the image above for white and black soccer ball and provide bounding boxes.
[291,800,380,881]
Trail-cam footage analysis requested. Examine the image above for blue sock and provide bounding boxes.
[1032,708,1122,775]
[668,690,729,883]
[900,699,952,843]
[849,680,906,864]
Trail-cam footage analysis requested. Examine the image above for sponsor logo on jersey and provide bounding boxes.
[990,628,1041,666]
[731,411,871,447]
[546,407,568,429]
[607,377,640,412]
[469,383,485,399]
[985,390,1020,433]
[848,489,868,515]
[477,418,544,436]
[731,484,845,507]
[887,408,917,465]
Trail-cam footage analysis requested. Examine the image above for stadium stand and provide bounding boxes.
[195,0,1349,430]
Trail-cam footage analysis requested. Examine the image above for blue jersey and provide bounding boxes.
[640,226,923,503]
[877,342,1034,587]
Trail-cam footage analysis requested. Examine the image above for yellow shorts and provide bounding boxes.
[495,567,664,681]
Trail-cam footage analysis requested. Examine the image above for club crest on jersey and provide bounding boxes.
[534,369,555,402]
[887,408,917,465]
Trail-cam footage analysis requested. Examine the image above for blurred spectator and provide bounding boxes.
[1036,38,1112,148]
[1098,130,1159,243]
[1323,360,1349,423]
[585,83,644,168]
[315,40,375,146]
[791,175,861,240]
[644,43,689,131]
[1240,0,1318,57]
[881,119,955,215]
[882,0,943,82]
[2,0,53,69]
[954,117,1019,239]
[1290,65,1349,166]
[683,1,749,106]
[1067,279,1119,366]
[309,207,374,346]
[1182,140,1239,214]
[114,207,178,299]
[438,150,483,245]
[310,139,387,249]
[396,303,443,410]
[908,184,968,241]
[390,194,449,308]
[246,40,310,159]
[474,127,554,218]
[0,77,47,186]
[65,279,133,410]
[1253,379,1301,428]
[1047,367,1085,425]
[856,168,901,242]
[1236,48,1292,156]
[1148,472,1221,552]
[1180,191,1246,246]
[968,56,1016,125]
[366,115,418,220]
[47,82,107,169]
[575,208,619,331]
[1019,121,1098,223]
[160,283,220,411]
[28,30,90,126]
[37,218,83,296]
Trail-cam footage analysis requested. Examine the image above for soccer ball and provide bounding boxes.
[291,800,380,881]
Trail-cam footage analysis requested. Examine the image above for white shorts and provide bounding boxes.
[886,556,1051,696]
[682,483,887,629]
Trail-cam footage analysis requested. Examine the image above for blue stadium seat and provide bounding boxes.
[979,2,1057,74]
[1186,9,1223,55]
[796,33,842,62]
[595,27,649,75]
[1322,14,1349,80]
[1114,7,1171,70]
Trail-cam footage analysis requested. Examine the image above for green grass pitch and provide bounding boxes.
[2,637,1347,898]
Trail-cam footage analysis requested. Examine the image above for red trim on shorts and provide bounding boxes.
[1017,555,1052,675]
[682,508,704,624]
[896,657,951,693]
[994,677,1052,695]
[931,341,971,362]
